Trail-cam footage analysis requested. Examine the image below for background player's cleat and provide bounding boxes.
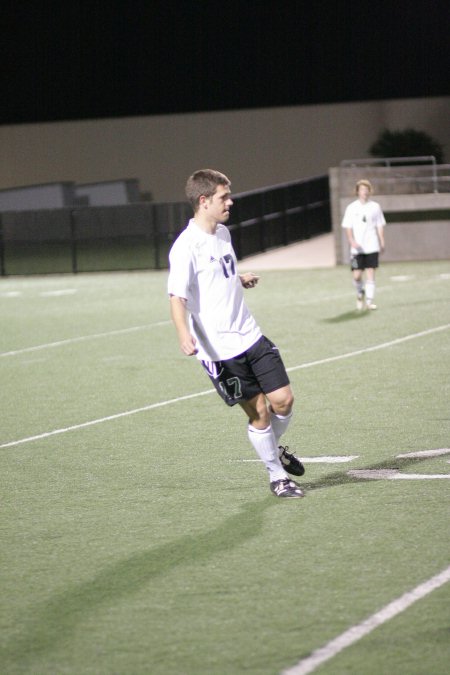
[270,478,304,498]
[279,446,305,476]
[366,302,377,310]
[356,290,365,310]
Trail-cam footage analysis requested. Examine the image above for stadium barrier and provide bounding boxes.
[0,175,331,276]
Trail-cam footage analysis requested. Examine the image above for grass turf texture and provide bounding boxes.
[1,260,449,674]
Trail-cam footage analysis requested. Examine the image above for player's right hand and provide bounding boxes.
[180,334,198,356]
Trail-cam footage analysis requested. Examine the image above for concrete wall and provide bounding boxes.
[380,221,450,262]
[1,97,449,203]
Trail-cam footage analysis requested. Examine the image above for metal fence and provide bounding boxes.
[340,157,450,195]
[0,175,331,275]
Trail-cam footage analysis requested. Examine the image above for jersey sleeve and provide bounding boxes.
[374,203,386,227]
[167,236,192,299]
[341,203,353,229]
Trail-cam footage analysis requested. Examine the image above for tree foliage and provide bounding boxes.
[369,128,445,164]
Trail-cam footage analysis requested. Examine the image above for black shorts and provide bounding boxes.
[201,335,290,407]
[350,252,379,271]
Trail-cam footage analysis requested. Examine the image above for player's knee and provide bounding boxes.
[272,392,294,416]
[286,389,294,408]
[281,398,294,416]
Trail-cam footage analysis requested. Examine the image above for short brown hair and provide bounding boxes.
[185,169,231,212]
[355,179,373,194]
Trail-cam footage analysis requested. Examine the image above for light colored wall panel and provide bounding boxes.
[1,97,448,202]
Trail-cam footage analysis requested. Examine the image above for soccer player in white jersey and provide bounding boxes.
[168,169,305,498]
[341,179,386,310]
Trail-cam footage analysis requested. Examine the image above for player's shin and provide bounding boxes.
[365,280,375,303]
[269,408,293,445]
[247,424,287,481]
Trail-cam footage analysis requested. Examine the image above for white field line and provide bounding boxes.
[0,322,171,357]
[348,469,450,480]
[40,289,77,297]
[348,449,450,480]
[1,323,449,450]
[397,448,450,458]
[290,272,449,307]
[281,565,450,675]
[291,286,392,307]
[286,323,450,373]
[0,390,215,449]
[234,456,359,464]
[2,272,448,357]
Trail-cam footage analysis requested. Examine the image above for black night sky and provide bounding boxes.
[2,0,450,126]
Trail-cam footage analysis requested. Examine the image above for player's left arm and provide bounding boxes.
[375,204,386,253]
[239,272,260,288]
[377,225,385,252]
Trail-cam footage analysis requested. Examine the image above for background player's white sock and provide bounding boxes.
[365,281,375,304]
[247,424,287,482]
[269,408,293,445]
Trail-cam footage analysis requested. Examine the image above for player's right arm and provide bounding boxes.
[345,227,361,251]
[342,205,361,251]
[169,294,198,356]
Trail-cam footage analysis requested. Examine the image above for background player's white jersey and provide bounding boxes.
[341,199,386,254]
[168,219,261,361]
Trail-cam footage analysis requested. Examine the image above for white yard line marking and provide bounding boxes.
[234,456,359,464]
[0,322,171,357]
[2,323,449,449]
[291,273,448,306]
[2,272,448,356]
[39,289,77,296]
[301,456,359,463]
[348,450,450,480]
[346,449,450,479]
[281,565,450,675]
[397,448,450,458]
[348,469,450,480]
[286,323,450,373]
[0,291,23,297]
[0,390,215,449]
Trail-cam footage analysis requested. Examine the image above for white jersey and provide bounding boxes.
[341,199,386,254]
[167,218,262,361]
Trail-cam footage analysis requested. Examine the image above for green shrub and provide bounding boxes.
[369,128,445,164]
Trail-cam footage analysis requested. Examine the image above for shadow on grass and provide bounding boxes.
[322,310,371,324]
[2,452,443,668]
[1,496,274,669]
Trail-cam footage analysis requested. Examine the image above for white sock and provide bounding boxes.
[365,281,375,303]
[269,409,293,445]
[247,424,287,482]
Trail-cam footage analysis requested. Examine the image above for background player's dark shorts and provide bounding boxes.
[201,335,290,407]
[350,252,379,271]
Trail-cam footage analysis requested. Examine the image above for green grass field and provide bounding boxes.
[1,259,449,674]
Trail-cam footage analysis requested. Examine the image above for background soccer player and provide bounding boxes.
[341,179,386,310]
